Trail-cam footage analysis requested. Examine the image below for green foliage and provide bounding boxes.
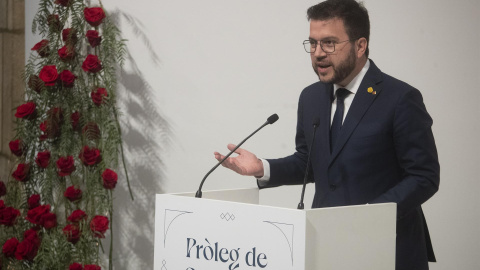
[1,0,128,269]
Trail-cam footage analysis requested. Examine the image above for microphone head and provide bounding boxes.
[267,114,279,124]
[312,117,320,127]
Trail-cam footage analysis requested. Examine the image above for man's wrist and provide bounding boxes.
[256,159,270,181]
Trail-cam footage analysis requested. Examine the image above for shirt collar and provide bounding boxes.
[333,59,370,96]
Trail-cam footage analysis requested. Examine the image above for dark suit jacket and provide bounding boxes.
[264,60,440,270]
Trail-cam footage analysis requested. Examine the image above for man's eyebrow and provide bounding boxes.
[308,36,339,41]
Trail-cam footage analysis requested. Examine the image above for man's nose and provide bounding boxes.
[313,44,327,58]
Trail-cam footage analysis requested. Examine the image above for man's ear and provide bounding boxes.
[356,37,368,58]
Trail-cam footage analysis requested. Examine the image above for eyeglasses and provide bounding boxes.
[303,39,352,53]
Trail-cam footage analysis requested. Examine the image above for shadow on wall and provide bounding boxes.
[104,10,171,269]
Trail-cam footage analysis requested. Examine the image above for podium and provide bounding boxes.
[154,188,396,270]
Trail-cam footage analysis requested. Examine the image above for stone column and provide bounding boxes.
[0,0,25,180]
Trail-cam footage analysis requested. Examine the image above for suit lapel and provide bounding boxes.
[309,82,332,166]
[328,61,384,166]
[320,84,334,149]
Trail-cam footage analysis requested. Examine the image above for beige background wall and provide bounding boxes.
[0,0,25,182]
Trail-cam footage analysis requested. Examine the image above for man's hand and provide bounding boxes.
[214,144,264,178]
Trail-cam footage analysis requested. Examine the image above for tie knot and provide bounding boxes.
[336,88,351,101]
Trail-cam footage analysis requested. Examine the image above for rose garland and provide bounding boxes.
[1,1,129,269]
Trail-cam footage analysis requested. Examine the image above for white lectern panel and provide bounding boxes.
[154,188,395,270]
[155,189,306,269]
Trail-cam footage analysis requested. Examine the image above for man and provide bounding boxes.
[214,0,439,269]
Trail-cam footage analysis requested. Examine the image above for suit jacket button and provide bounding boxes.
[329,184,336,191]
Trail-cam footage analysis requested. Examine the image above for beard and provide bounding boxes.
[313,45,357,85]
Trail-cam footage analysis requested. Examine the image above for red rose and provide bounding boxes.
[26,204,57,229]
[47,14,62,31]
[63,224,81,244]
[24,229,40,241]
[15,230,40,261]
[2,237,19,257]
[91,88,108,106]
[64,186,82,202]
[90,215,109,238]
[28,194,41,209]
[82,122,101,140]
[69,263,84,270]
[35,151,51,168]
[26,205,50,225]
[31,39,50,57]
[12,163,30,182]
[67,209,87,223]
[9,139,24,156]
[39,65,58,86]
[56,156,76,176]
[15,240,37,260]
[84,7,106,27]
[23,229,41,247]
[15,102,36,119]
[28,75,44,93]
[84,265,101,270]
[71,111,80,130]
[86,30,102,47]
[0,200,4,208]
[0,206,20,226]
[62,28,78,45]
[102,169,118,190]
[59,69,76,87]
[0,181,5,197]
[79,146,102,166]
[55,0,72,7]
[42,212,57,229]
[15,240,38,261]
[58,45,76,61]
[31,39,49,51]
[82,54,102,73]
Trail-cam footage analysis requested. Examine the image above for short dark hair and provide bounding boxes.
[307,0,370,57]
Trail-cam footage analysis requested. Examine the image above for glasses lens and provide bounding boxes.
[321,41,335,53]
[303,41,314,53]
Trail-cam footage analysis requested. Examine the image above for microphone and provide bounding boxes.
[195,114,279,198]
[297,117,320,209]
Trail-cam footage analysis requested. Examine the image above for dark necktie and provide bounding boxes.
[330,88,351,152]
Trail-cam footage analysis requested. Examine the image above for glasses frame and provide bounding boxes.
[303,39,353,54]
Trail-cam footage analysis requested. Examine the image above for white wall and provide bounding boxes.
[26,0,480,269]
